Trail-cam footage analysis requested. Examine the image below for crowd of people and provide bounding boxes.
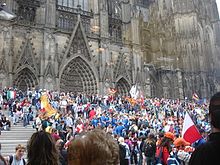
[0,87,218,165]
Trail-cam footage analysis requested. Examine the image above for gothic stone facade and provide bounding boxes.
[0,0,220,99]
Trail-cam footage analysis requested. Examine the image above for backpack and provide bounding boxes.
[119,144,126,160]
[144,141,156,157]
[9,155,26,165]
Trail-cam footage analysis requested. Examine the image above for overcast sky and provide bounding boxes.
[217,1,220,15]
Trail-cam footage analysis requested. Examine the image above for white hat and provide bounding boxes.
[118,137,124,143]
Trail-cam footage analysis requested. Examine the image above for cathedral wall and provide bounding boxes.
[0,0,219,98]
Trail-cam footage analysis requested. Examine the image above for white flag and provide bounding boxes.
[130,85,139,99]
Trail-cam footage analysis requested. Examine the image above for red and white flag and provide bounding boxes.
[182,112,202,144]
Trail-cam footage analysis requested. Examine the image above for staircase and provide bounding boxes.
[0,117,35,157]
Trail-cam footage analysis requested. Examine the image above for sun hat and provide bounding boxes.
[164,132,175,141]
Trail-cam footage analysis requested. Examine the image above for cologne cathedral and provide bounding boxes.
[0,0,219,99]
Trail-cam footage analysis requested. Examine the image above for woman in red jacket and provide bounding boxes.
[155,132,174,165]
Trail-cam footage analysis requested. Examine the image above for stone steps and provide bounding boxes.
[0,116,35,157]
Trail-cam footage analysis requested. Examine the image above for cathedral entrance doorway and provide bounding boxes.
[13,68,39,91]
[115,77,130,96]
[60,56,97,94]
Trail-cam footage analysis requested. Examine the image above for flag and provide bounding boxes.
[40,94,57,117]
[192,93,199,101]
[108,88,117,94]
[7,90,16,99]
[182,112,202,144]
[129,85,139,99]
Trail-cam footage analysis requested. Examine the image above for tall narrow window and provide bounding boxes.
[108,0,122,42]
[56,0,92,32]
[57,0,88,11]
[14,0,40,25]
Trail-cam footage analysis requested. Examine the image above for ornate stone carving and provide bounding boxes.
[14,38,39,73]
[15,0,40,25]
[0,53,8,74]
[60,57,97,94]
[65,21,92,61]
[44,60,55,77]
[114,53,130,82]
[13,68,39,91]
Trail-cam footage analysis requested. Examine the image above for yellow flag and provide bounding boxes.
[41,94,57,117]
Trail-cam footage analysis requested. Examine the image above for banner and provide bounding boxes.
[182,112,202,144]
[40,94,57,117]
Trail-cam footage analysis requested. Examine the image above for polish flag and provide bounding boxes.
[182,112,202,144]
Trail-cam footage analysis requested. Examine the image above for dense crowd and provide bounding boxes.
[0,87,212,165]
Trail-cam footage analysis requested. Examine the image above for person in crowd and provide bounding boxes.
[55,138,67,165]
[34,114,42,131]
[168,137,192,165]
[156,132,174,165]
[68,128,119,165]
[0,143,7,165]
[143,133,156,165]
[26,131,59,165]
[130,137,139,165]
[5,144,26,165]
[118,136,130,165]
[189,92,220,165]
[156,132,164,146]
[138,136,146,165]
[1,116,10,131]
[192,129,207,148]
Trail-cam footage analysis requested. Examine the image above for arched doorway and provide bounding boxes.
[115,77,130,96]
[60,57,97,94]
[13,68,38,91]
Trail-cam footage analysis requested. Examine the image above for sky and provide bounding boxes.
[217,1,220,15]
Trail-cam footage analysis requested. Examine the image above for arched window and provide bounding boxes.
[57,0,88,11]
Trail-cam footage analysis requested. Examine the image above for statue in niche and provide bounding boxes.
[45,76,53,90]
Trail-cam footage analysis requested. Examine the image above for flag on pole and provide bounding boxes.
[182,112,202,144]
[40,94,57,117]
[130,85,139,99]
[192,93,199,101]
[7,90,16,99]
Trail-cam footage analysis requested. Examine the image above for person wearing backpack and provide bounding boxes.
[143,133,156,165]
[5,144,26,165]
[155,132,175,165]
[167,138,193,165]
[118,136,130,165]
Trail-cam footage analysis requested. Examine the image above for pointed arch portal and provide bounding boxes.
[60,57,97,94]
[13,68,38,91]
[116,78,130,96]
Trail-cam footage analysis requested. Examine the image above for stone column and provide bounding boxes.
[176,69,184,99]
[39,39,45,89]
